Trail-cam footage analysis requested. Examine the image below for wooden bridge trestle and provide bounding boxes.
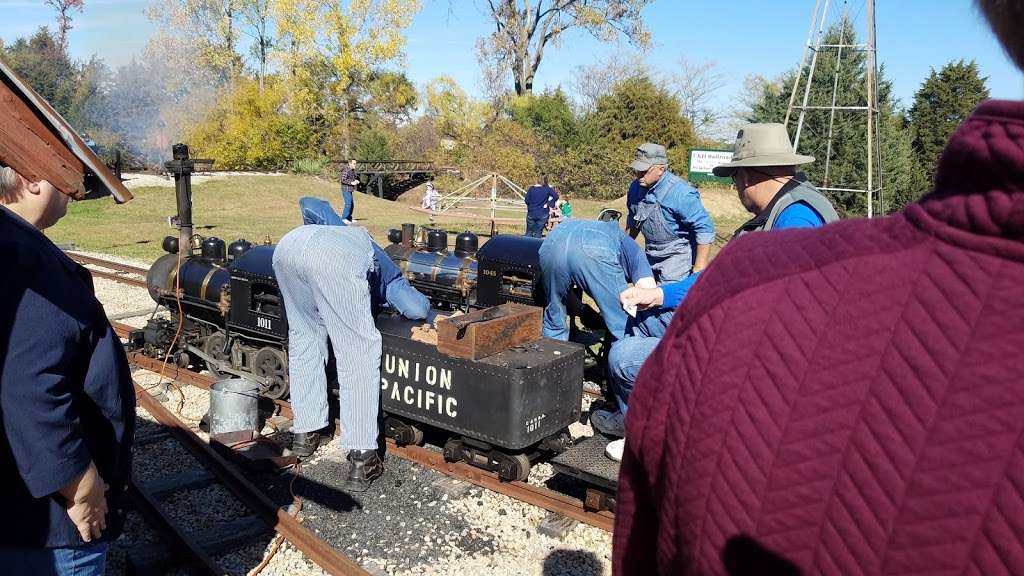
[340,160,436,200]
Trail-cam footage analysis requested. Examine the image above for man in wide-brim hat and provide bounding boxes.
[598,123,839,462]
[0,58,134,575]
[711,122,835,233]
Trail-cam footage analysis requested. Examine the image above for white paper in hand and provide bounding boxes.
[624,302,638,318]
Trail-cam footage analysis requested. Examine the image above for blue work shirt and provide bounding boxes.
[299,196,429,320]
[0,206,135,548]
[524,184,559,219]
[626,171,716,245]
[661,201,826,308]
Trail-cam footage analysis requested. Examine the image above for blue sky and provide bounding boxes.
[2,0,1021,112]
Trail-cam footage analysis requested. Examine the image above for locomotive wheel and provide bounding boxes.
[254,347,289,399]
[443,439,463,463]
[203,333,229,375]
[384,417,424,446]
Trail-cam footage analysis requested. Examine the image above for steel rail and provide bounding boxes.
[387,442,615,532]
[133,381,370,576]
[67,252,149,288]
[85,268,148,288]
[67,252,149,275]
[113,322,615,533]
[125,479,222,575]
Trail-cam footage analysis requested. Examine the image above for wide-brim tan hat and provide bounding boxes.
[712,123,814,177]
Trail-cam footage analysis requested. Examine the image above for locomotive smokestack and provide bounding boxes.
[166,143,194,251]
[164,144,213,253]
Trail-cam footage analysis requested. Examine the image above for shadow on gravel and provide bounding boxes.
[543,549,603,575]
[287,469,363,514]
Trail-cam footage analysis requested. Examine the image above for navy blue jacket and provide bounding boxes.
[0,207,135,547]
[524,184,559,219]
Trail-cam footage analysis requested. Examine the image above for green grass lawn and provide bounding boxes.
[47,175,747,263]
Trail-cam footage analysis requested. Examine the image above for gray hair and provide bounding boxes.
[0,165,18,201]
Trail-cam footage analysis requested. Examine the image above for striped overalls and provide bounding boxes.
[272,225,381,450]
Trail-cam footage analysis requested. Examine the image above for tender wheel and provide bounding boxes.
[203,333,229,374]
[253,347,289,399]
[443,439,463,462]
[499,453,532,482]
[409,425,424,446]
[384,417,424,446]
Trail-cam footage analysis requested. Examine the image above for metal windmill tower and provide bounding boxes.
[785,0,884,216]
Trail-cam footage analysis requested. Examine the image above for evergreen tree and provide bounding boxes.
[909,60,989,185]
[352,125,392,162]
[587,75,696,168]
[746,18,925,215]
[0,27,78,118]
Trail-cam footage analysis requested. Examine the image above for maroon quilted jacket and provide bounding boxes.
[614,100,1024,575]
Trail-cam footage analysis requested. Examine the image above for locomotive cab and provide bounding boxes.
[474,234,545,308]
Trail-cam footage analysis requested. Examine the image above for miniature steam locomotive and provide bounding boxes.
[129,144,585,480]
[134,229,582,480]
[137,226,552,398]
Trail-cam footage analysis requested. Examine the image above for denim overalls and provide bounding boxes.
[631,174,695,283]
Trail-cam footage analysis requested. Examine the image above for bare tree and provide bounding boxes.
[721,73,784,139]
[570,50,646,113]
[146,0,243,82]
[477,0,653,96]
[44,0,84,52]
[669,57,726,139]
[239,0,272,92]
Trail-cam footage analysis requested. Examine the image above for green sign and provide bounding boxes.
[687,148,733,185]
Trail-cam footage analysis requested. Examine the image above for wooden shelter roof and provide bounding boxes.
[0,58,132,203]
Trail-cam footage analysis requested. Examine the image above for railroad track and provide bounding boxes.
[79,252,615,534]
[67,251,149,288]
[112,322,615,533]
[128,380,367,575]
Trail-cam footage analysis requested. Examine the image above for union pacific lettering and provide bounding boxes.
[380,352,458,418]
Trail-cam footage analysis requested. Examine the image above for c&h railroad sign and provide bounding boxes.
[687,148,733,185]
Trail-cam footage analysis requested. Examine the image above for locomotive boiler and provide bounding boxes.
[382,225,545,311]
[138,224,553,401]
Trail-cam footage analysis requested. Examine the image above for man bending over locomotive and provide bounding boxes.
[300,197,429,321]
[271,197,429,492]
[539,216,671,346]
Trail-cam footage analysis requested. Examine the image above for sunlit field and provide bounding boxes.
[48,174,747,262]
